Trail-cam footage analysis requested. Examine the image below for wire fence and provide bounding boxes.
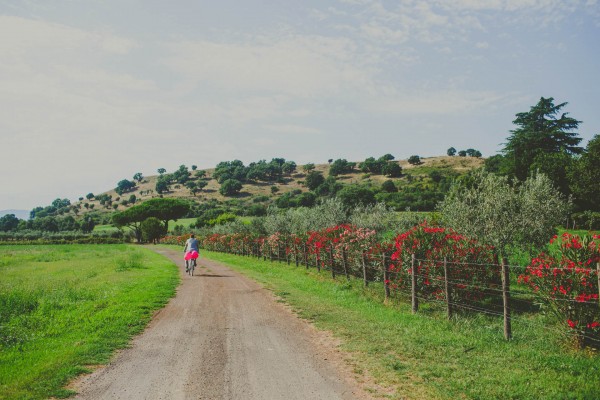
[198,237,600,345]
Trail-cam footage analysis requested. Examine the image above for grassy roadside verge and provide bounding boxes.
[197,249,600,400]
[0,244,179,400]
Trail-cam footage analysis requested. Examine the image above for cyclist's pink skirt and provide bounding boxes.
[184,250,199,260]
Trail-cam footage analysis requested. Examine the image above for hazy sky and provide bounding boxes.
[1,0,599,211]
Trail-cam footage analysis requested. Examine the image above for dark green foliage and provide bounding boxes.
[376,187,445,211]
[172,165,191,184]
[192,202,227,228]
[571,211,600,230]
[155,175,170,194]
[282,161,297,174]
[304,171,325,191]
[112,198,190,242]
[429,170,443,183]
[246,204,267,216]
[315,176,343,197]
[381,180,397,193]
[57,216,78,231]
[336,185,376,208]
[329,159,356,176]
[0,214,20,232]
[185,181,199,195]
[219,179,242,196]
[31,216,59,232]
[484,154,508,174]
[141,217,165,243]
[447,147,456,156]
[30,199,71,219]
[79,215,96,233]
[133,172,143,182]
[86,193,94,200]
[529,151,573,195]
[115,179,135,195]
[276,190,316,208]
[458,150,467,157]
[359,157,384,174]
[302,163,315,173]
[568,134,600,211]
[382,162,402,177]
[408,155,421,165]
[502,97,583,181]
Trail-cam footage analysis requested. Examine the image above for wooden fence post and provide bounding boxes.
[411,253,418,313]
[316,252,321,272]
[444,257,452,319]
[278,242,282,262]
[362,252,368,287]
[295,243,299,267]
[342,248,350,281]
[329,247,335,279]
[597,262,600,306]
[303,243,308,269]
[502,257,512,340]
[383,252,390,302]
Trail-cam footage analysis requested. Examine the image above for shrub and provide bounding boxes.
[519,232,600,346]
[389,222,498,304]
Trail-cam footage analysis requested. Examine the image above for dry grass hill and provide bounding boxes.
[75,155,484,216]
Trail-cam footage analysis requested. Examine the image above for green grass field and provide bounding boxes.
[195,249,600,400]
[92,224,119,233]
[94,218,197,234]
[0,245,179,400]
[167,217,197,231]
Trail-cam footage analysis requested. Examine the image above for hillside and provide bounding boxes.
[73,155,484,220]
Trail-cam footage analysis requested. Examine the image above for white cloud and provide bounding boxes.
[264,124,322,135]
[162,35,376,98]
[365,89,514,115]
[0,15,137,57]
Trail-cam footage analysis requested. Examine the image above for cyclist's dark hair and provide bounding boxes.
[190,234,195,238]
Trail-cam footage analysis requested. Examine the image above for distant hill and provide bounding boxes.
[0,210,29,220]
[71,155,484,218]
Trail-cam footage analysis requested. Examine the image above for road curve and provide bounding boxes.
[71,247,369,400]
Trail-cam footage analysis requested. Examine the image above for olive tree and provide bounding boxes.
[438,170,570,256]
[350,202,397,237]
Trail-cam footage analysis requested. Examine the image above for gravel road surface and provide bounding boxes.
[71,247,370,400]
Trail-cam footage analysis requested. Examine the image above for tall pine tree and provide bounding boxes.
[502,97,583,181]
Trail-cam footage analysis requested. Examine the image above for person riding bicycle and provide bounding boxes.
[183,234,199,272]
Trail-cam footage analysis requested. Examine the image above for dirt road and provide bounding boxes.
[72,247,370,400]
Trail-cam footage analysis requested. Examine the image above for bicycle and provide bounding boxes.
[186,258,197,276]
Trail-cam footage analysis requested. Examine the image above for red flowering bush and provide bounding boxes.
[160,234,191,246]
[390,222,498,304]
[519,233,600,345]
